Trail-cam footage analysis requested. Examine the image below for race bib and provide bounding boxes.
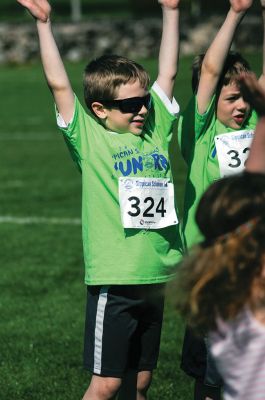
[119,177,178,229]
[214,129,254,177]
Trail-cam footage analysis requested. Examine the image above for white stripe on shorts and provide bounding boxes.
[93,286,109,374]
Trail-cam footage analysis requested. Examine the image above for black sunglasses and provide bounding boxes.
[101,93,152,114]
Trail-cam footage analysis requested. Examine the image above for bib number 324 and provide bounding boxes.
[119,177,178,229]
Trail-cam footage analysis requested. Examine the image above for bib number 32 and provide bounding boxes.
[214,129,254,177]
[227,148,250,168]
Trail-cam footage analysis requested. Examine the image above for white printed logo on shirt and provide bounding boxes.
[119,177,178,229]
[214,129,254,177]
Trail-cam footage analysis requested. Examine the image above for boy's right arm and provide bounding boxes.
[238,74,265,173]
[197,0,252,115]
[259,0,265,91]
[17,0,75,124]
[156,0,180,101]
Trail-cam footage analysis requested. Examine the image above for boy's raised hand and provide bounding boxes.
[238,73,265,116]
[17,0,51,22]
[158,0,180,9]
[261,0,265,8]
[196,0,252,115]
[17,0,74,123]
[238,73,265,173]
[230,0,253,13]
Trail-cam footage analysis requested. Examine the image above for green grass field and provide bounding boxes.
[0,53,262,399]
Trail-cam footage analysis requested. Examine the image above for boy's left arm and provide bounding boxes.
[259,0,265,91]
[156,0,180,101]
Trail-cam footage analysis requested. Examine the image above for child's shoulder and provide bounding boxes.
[151,82,180,117]
[180,93,217,136]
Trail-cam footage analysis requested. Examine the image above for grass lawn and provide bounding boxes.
[0,52,262,399]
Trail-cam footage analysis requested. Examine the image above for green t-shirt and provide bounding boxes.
[178,94,257,249]
[58,86,183,285]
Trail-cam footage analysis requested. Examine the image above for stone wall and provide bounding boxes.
[0,15,262,64]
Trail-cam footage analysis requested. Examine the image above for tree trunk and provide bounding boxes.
[70,0,82,22]
[190,0,201,18]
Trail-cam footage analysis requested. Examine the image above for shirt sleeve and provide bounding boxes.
[144,82,179,145]
[178,94,216,164]
[152,81,180,116]
[56,95,80,137]
[55,95,89,169]
[194,95,216,140]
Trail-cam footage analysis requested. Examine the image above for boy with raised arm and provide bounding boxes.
[178,0,265,399]
[16,0,183,399]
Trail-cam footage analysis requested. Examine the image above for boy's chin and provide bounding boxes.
[130,130,143,136]
[227,120,244,130]
[231,123,241,130]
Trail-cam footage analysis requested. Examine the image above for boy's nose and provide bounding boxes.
[237,97,248,110]
[138,104,149,114]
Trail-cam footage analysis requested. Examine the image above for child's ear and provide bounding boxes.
[91,102,107,120]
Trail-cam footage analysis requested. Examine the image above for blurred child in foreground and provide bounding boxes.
[176,74,265,400]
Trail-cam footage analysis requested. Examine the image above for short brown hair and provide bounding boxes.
[83,55,150,112]
[191,51,251,94]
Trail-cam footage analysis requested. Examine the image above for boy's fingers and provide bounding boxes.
[230,0,253,13]
[158,0,180,8]
[237,75,254,97]
[17,0,36,8]
[238,73,257,92]
[238,75,265,114]
[17,0,48,21]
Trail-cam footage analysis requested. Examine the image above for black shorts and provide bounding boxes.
[180,326,207,380]
[84,284,165,378]
[181,326,222,387]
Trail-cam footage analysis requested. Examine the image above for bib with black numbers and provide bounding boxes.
[118,177,178,229]
[214,129,254,177]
